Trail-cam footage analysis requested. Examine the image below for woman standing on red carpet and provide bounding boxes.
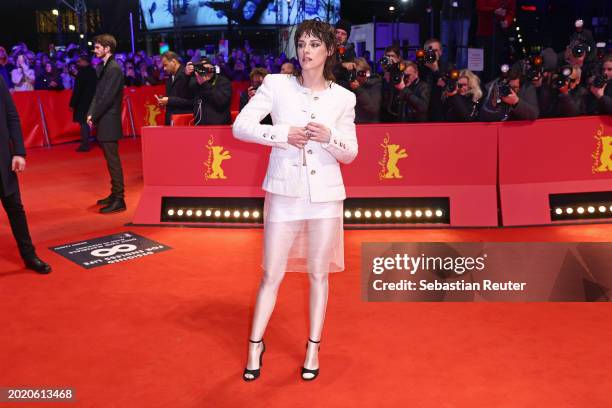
[233,19,357,382]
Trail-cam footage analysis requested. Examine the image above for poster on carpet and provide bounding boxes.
[50,232,171,269]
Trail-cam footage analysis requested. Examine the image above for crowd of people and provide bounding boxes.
[0,41,299,92]
[1,10,610,129]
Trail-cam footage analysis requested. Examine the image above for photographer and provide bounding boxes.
[349,57,381,123]
[187,57,232,126]
[395,61,431,122]
[333,19,356,90]
[239,67,271,124]
[554,65,587,117]
[157,51,195,126]
[419,38,450,121]
[380,45,404,122]
[478,65,539,121]
[586,53,612,115]
[442,69,482,121]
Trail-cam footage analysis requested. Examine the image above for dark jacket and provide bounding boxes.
[420,62,450,122]
[239,89,272,125]
[398,78,431,122]
[477,79,539,121]
[164,65,195,125]
[69,65,97,123]
[35,70,64,91]
[585,79,612,115]
[441,0,474,20]
[443,94,480,121]
[192,74,232,125]
[353,76,382,123]
[87,56,124,142]
[555,85,588,117]
[0,76,26,197]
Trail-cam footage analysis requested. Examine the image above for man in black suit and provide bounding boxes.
[87,34,126,214]
[186,57,232,125]
[0,76,51,273]
[70,54,97,152]
[157,51,194,125]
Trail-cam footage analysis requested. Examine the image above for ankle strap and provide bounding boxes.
[308,338,321,343]
[249,338,263,343]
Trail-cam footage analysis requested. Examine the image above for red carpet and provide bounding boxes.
[1,139,612,407]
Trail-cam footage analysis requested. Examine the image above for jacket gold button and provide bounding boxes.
[271,135,276,140]
[307,149,313,154]
[310,170,316,175]
[263,133,268,138]
[314,96,319,101]
[311,114,316,119]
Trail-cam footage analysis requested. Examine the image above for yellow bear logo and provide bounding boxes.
[205,136,231,180]
[145,102,161,126]
[592,125,612,174]
[379,134,408,180]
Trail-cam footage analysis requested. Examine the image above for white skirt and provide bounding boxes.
[262,166,344,273]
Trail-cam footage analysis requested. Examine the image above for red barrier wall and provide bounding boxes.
[499,116,612,226]
[133,124,499,227]
[11,91,46,148]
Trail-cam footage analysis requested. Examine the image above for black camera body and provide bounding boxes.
[416,48,437,65]
[553,66,573,89]
[524,55,544,81]
[443,69,460,93]
[194,63,218,76]
[379,57,405,85]
[343,68,357,83]
[498,81,512,98]
[571,42,589,58]
[592,74,608,89]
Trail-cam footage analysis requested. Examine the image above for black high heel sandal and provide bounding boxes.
[243,338,265,382]
[301,338,321,381]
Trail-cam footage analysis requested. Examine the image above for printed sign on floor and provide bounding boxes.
[50,232,171,269]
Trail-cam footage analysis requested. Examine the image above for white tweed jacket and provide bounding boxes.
[232,74,357,202]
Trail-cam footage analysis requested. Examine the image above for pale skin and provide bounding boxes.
[87,43,112,128]
[245,32,334,381]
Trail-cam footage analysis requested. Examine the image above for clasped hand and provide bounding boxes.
[287,123,331,148]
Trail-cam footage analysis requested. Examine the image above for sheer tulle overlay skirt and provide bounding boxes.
[262,176,345,273]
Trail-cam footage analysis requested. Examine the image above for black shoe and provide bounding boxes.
[243,339,265,382]
[99,198,126,214]
[24,255,52,274]
[301,338,320,381]
[76,145,90,152]
[96,195,114,206]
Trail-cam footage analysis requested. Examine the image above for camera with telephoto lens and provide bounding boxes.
[524,55,544,81]
[443,69,460,93]
[495,64,512,104]
[194,62,219,76]
[379,57,406,85]
[343,68,357,82]
[415,48,437,64]
[571,42,589,58]
[592,74,607,89]
[553,66,573,89]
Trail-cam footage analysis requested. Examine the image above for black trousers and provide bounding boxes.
[0,183,35,259]
[79,122,91,148]
[99,141,125,199]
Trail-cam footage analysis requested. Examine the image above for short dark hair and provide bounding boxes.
[424,38,441,50]
[93,34,117,53]
[604,53,612,64]
[293,19,336,83]
[384,45,401,57]
[161,51,180,62]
